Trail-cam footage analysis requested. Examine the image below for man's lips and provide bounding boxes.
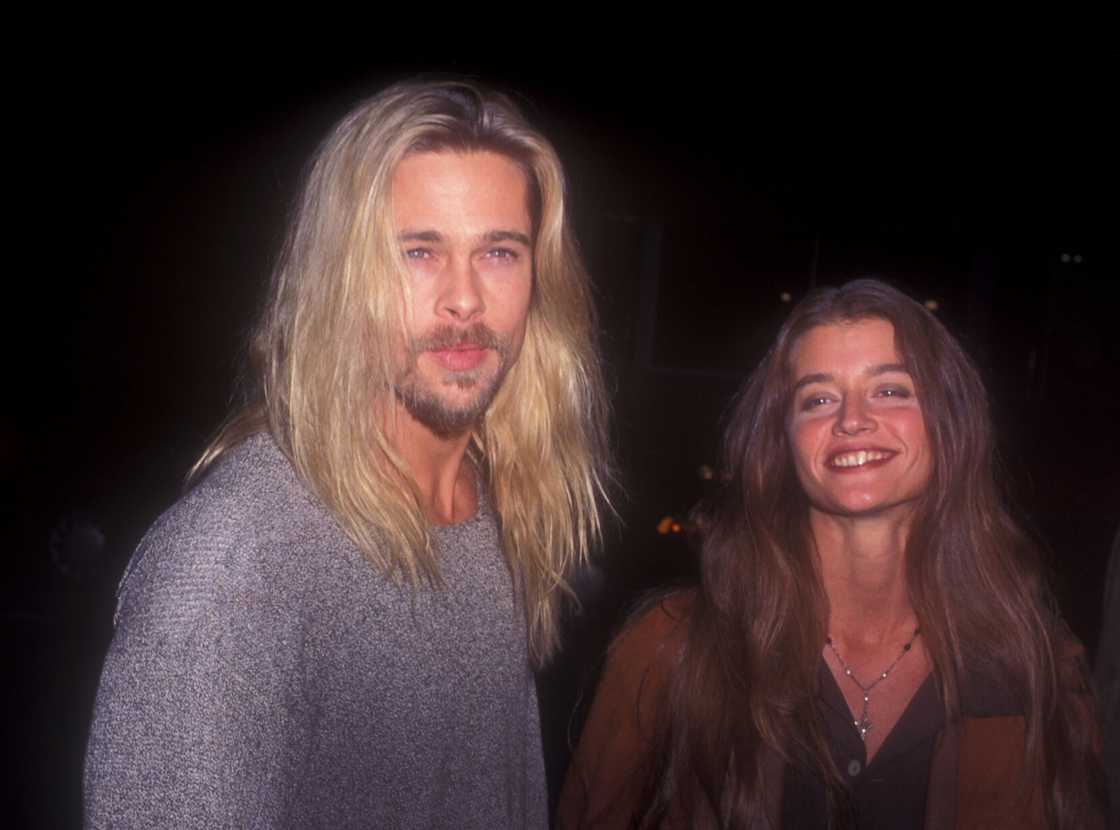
[412,322,501,373]
[426,344,488,372]
[826,448,897,471]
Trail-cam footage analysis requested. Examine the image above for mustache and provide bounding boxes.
[410,322,504,354]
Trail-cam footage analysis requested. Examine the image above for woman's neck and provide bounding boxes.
[811,508,917,648]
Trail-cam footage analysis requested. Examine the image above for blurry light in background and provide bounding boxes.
[780,291,792,303]
[657,516,684,535]
[924,299,940,312]
[698,464,714,481]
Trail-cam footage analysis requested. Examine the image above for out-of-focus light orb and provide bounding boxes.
[924,299,940,312]
[1073,254,1083,264]
[1061,253,1071,263]
[698,464,714,481]
[657,516,674,535]
[780,291,792,303]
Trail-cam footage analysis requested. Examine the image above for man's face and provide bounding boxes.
[391,150,534,438]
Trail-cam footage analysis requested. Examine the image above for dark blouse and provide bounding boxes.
[783,664,943,827]
[782,660,1027,828]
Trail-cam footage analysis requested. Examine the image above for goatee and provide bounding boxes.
[394,322,512,439]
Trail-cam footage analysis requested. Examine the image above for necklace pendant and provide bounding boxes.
[826,627,920,746]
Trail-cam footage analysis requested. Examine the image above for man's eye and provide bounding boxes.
[877,387,911,399]
[486,247,518,260]
[405,248,431,260]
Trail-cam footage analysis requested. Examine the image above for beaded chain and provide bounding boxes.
[825,628,921,741]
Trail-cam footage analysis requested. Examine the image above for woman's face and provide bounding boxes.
[785,318,932,520]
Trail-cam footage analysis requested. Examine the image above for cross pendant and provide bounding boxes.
[854,702,873,741]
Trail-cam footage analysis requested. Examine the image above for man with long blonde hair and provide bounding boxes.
[84,80,610,828]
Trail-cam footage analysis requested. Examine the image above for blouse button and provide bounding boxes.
[847,759,862,777]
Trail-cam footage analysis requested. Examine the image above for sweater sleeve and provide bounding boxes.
[83,512,308,829]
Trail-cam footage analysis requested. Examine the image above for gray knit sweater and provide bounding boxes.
[83,435,548,829]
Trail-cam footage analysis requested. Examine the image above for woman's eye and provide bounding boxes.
[405,248,431,260]
[802,395,832,411]
[877,387,911,399]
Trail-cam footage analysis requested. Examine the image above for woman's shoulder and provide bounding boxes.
[960,619,1093,717]
[607,590,696,673]
[558,590,697,829]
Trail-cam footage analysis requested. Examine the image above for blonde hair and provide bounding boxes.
[193,80,610,664]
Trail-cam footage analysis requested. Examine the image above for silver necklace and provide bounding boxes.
[825,628,920,741]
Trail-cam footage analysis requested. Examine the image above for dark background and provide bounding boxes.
[4,53,1116,826]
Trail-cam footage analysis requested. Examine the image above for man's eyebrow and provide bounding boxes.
[396,229,532,246]
[484,229,532,247]
[398,230,442,242]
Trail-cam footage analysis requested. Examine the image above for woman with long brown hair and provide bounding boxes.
[559,279,1105,828]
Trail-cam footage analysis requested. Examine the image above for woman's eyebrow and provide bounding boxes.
[792,364,910,393]
[792,373,831,393]
[867,363,909,377]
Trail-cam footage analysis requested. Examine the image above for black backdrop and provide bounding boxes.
[4,52,1116,826]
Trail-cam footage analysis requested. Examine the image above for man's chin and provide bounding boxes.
[395,383,496,440]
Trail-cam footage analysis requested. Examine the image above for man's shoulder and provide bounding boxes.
[190,431,316,515]
[114,433,335,631]
[149,432,327,553]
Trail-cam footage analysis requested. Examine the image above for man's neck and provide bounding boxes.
[388,404,478,526]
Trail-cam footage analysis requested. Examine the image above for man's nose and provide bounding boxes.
[438,257,485,321]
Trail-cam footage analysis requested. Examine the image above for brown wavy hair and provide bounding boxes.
[639,279,1103,827]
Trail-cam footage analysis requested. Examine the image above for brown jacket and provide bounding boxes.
[559,594,1099,830]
